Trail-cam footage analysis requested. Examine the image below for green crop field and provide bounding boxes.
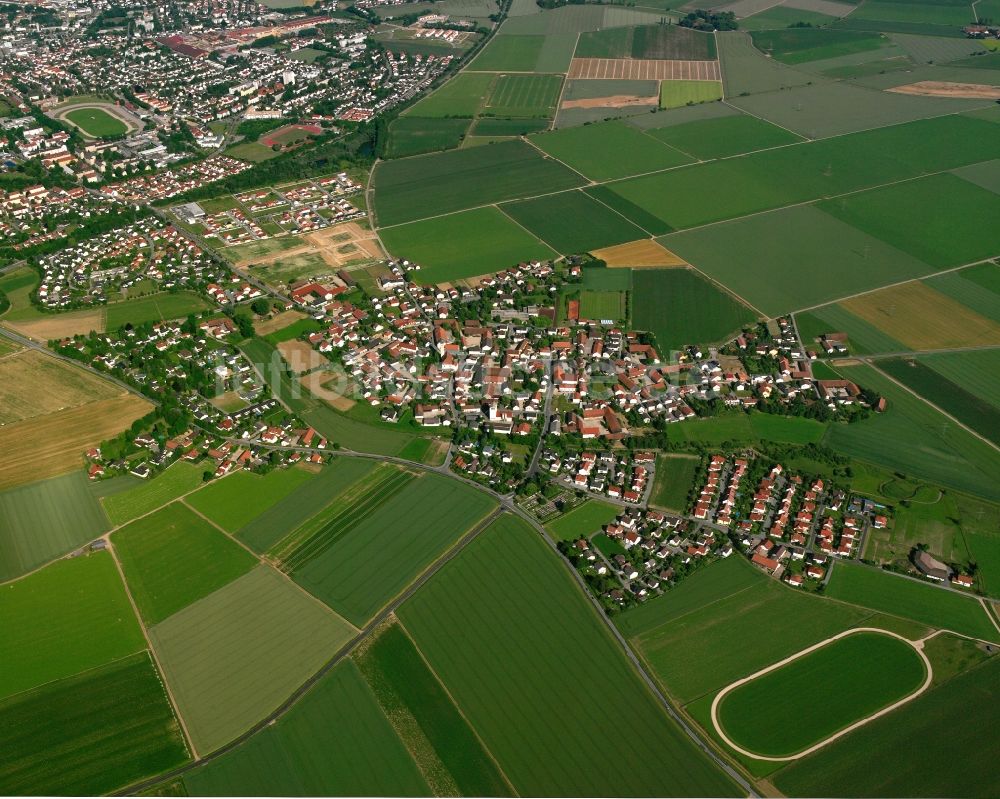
[775,657,1000,797]
[664,412,828,446]
[841,0,975,36]
[399,514,740,797]
[182,660,430,796]
[469,34,545,70]
[472,116,550,136]
[149,565,355,754]
[102,461,206,527]
[236,458,376,552]
[405,72,494,117]
[483,74,562,118]
[826,562,999,642]
[287,470,497,626]
[500,190,649,253]
[750,28,888,64]
[819,173,1000,269]
[355,624,513,796]
[545,499,621,540]
[717,632,926,757]
[532,120,692,182]
[630,557,870,702]
[104,292,209,331]
[927,262,1000,323]
[576,23,717,60]
[301,402,417,457]
[372,139,586,226]
[64,107,127,137]
[113,503,257,625]
[584,184,675,236]
[644,114,804,160]
[379,206,557,283]
[0,652,189,796]
[650,454,699,511]
[795,303,906,355]
[660,80,723,109]
[0,471,110,582]
[827,363,1000,502]
[631,268,757,350]
[386,117,470,157]
[186,466,315,532]
[0,551,145,701]
[877,357,1000,445]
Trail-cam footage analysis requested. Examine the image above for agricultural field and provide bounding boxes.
[839,0,976,36]
[372,139,585,226]
[665,412,829,447]
[379,206,557,283]
[102,460,207,527]
[716,631,926,757]
[531,118,693,181]
[385,117,470,158]
[749,28,889,64]
[0,652,189,796]
[482,73,563,117]
[576,23,717,60]
[545,498,621,540]
[149,565,355,754]
[631,268,758,351]
[469,34,545,70]
[398,514,740,797]
[649,454,699,511]
[774,656,1000,798]
[499,190,649,253]
[659,80,723,109]
[0,551,144,701]
[0,471,110,581]
[279,468,497,626]
[825,561,999,642]
[643,113,804,160]
[471,116,550,135]
[185,465,316,532]
[795,303,907,355]
[354,624,513,796]
[64,106,128,137]
[182,660,430,796]
[0,350,122,425]
[112,502,257,625]
[405,72,495,118]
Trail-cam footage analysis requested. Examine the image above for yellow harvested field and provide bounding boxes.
[0,350,123,425]
[255,309,307,336]
[592,239,688,267]
[278,338,327,374]
[0,394,152,490]
[4,308,106,341]
[841,282,1000,349]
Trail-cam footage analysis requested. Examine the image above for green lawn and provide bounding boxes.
[532,120,693,182]
[718,631,926,757]
[355,624,513,796]
[500,190,649,254]
[182,660,430,796]
[149,565,356,754]
[0,471,110,582]
[545,499,621,541]
[0,652,189,795]
[644,114,804,160]
[826,561,999,642]
[102,461,207,527]
[398,514,740,797]
[112,502,257,625]
[0,551,145,701]
[379,206,557,284]
[650,454,699,511]
[632,268,757,351]
[105,292,209,331]
[65,107,127,137]
[185,466,316,532]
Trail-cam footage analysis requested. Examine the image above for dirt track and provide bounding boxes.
[562,94,659,109]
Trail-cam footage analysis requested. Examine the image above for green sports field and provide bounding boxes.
[0,551,145,701]
[64,107,128,137]
[0,652,189,795]
[399,514,740,797]
[500,190,649,253]
[660,80,723,109]
[102,461,206,527]
[532,120,693,182]
[183,660,430,796]
[186,466,316,533]
[631,268,757,351]
[644,114,804,160]
[545,499,621,540]
[717,631,926,757]
[113,502,257,625]
[482,73,563,118]
[355,624,513,796]
[826,561,999,642]
[578,289,626,320]
[379,206,557,284]
[149,565,356,754]
[0,471,110,582]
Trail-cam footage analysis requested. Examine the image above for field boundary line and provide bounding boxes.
[492,202,569,255]
[0,648,149,707]
[394,618,521,797]
[629,580,761,639]
[550,34,580,130]
[709,627,932,761]
[584,187,658,239]
[106,539,199,760]
[520,133,595,185]
[980,597,1000,636]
